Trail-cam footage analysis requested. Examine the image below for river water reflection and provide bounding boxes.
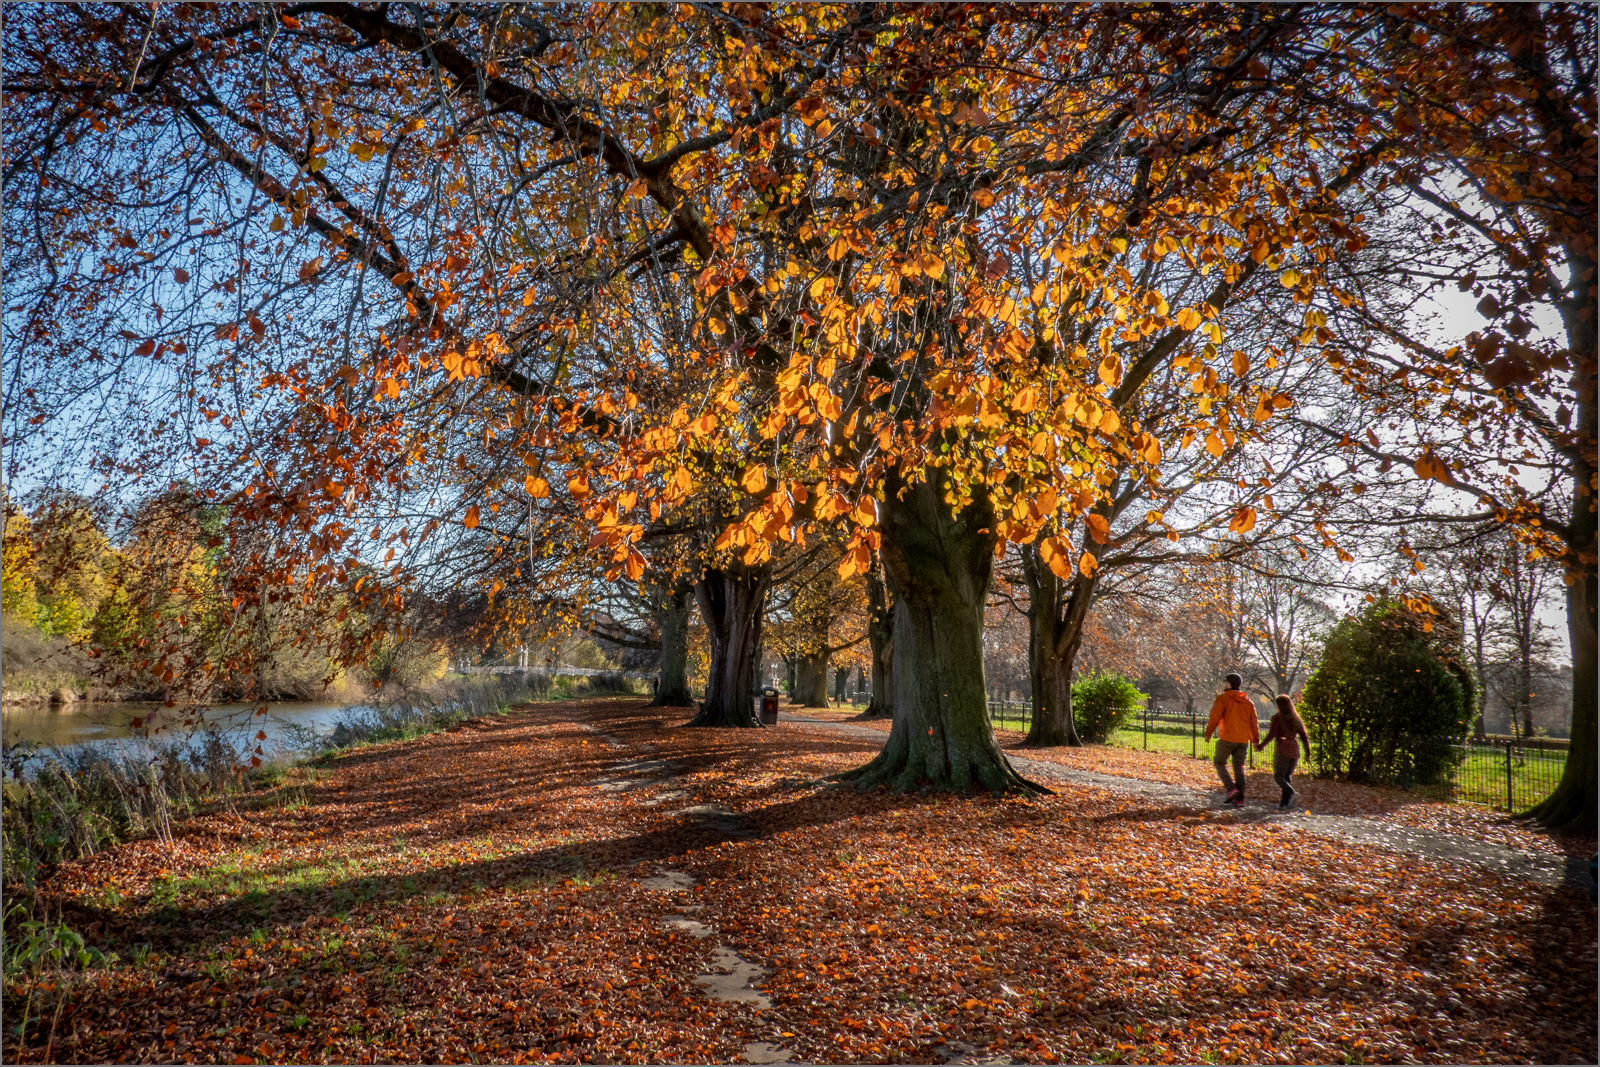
[1,700,362,769]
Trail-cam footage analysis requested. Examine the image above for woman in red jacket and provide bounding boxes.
[1258,694,1311,811]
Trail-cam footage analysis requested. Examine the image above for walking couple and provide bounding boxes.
[1204,673,1310,811]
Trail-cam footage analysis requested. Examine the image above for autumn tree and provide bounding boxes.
[766,548,867,708]
[12,4,1565,802]
[1292,4,1596,827]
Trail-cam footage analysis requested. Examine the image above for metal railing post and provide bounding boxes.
[1505,739,1514,812]
[1143,705,1149,751]
[1191,711,1197,758]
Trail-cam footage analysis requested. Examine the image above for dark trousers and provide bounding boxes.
[1213,739,1248,795]
[1274,753,1299,805]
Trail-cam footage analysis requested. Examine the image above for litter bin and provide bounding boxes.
[760,687,780,726]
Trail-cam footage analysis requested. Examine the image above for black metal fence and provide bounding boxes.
[984,699,1567,813]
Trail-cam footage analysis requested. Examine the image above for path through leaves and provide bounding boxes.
[7,698,1594,1064]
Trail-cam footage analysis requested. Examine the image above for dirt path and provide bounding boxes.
[10,697,1594,1065]
[784,715,1592,890]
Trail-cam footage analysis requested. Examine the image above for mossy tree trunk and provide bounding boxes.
[687,565,768,728]
[791,652,829,707]
[839,474,1045,795]
[648,583,695,708]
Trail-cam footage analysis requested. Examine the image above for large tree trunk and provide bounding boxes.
[791,652,829,707]
[1519,263,1597,829]
[687,565,768,728]
[1019,540,1097,747]
[1519,473,1597,830]
[839,474,1044,794]
[648,584,695,707]
[858,566,894,720]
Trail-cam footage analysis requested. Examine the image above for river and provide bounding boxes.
[0,700,363,771]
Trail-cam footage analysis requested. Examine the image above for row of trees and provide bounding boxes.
[982,524,1572,738]
[4,5,1592,825]
[1,492,449,704]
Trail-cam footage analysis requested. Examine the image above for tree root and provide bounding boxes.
[1512,788,1598,833]
[683,703,757,728]
[835,749,1052,797]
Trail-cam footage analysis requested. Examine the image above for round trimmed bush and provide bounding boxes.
[1300,598,1475,786]
[1071,672,1146,743]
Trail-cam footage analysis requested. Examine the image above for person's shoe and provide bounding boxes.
[1231,796,1245,808]
[1276,802,1287,812]
[1284,791,1296,810]
[1224,787,1241,803]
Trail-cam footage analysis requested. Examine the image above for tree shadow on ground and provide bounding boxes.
[133,773,927,946]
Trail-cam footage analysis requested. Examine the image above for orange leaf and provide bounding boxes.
[463,506,480,529]
[1039,536,1074,580]
[1085,514,1111,544]
[1078,550,1097,577]
[1098,354,1122,387]
[1228,506,1257,533]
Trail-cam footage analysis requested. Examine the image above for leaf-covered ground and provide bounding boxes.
[7,698,1595,1064]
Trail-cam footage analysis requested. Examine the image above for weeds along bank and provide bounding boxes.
[0,673,641,895]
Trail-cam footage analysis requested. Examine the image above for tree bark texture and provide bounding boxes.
[858,566,895,720]
[1019,539,1096,747]
[648,583,695,707]
[687,565,769,728]
[839,474,1044,794]
[1520,237,1597,830]
[791,652,829,707]
[1521,456,1597,830]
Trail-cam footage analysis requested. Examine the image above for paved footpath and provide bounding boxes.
[784,715,1590,890]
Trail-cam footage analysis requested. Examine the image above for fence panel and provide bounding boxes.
[983,699,1566,813]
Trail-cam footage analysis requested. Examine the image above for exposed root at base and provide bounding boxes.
[683,708,759,729]
[834,754,1052,797]
[1511,792,1598,835]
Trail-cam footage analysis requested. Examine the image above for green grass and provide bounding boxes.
[1451,746,1565,809]
[993,711,1564,812]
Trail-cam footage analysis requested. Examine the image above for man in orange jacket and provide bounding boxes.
[1205,673,1261,807]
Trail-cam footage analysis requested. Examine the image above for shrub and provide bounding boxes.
[1071,672,1146,743]
[1300,598,1475,786]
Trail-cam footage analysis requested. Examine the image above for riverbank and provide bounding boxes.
[4,697,1593,1065]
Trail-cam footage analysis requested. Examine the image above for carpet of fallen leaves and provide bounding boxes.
[795,710,1596,859]
[5,697,1594,1065]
